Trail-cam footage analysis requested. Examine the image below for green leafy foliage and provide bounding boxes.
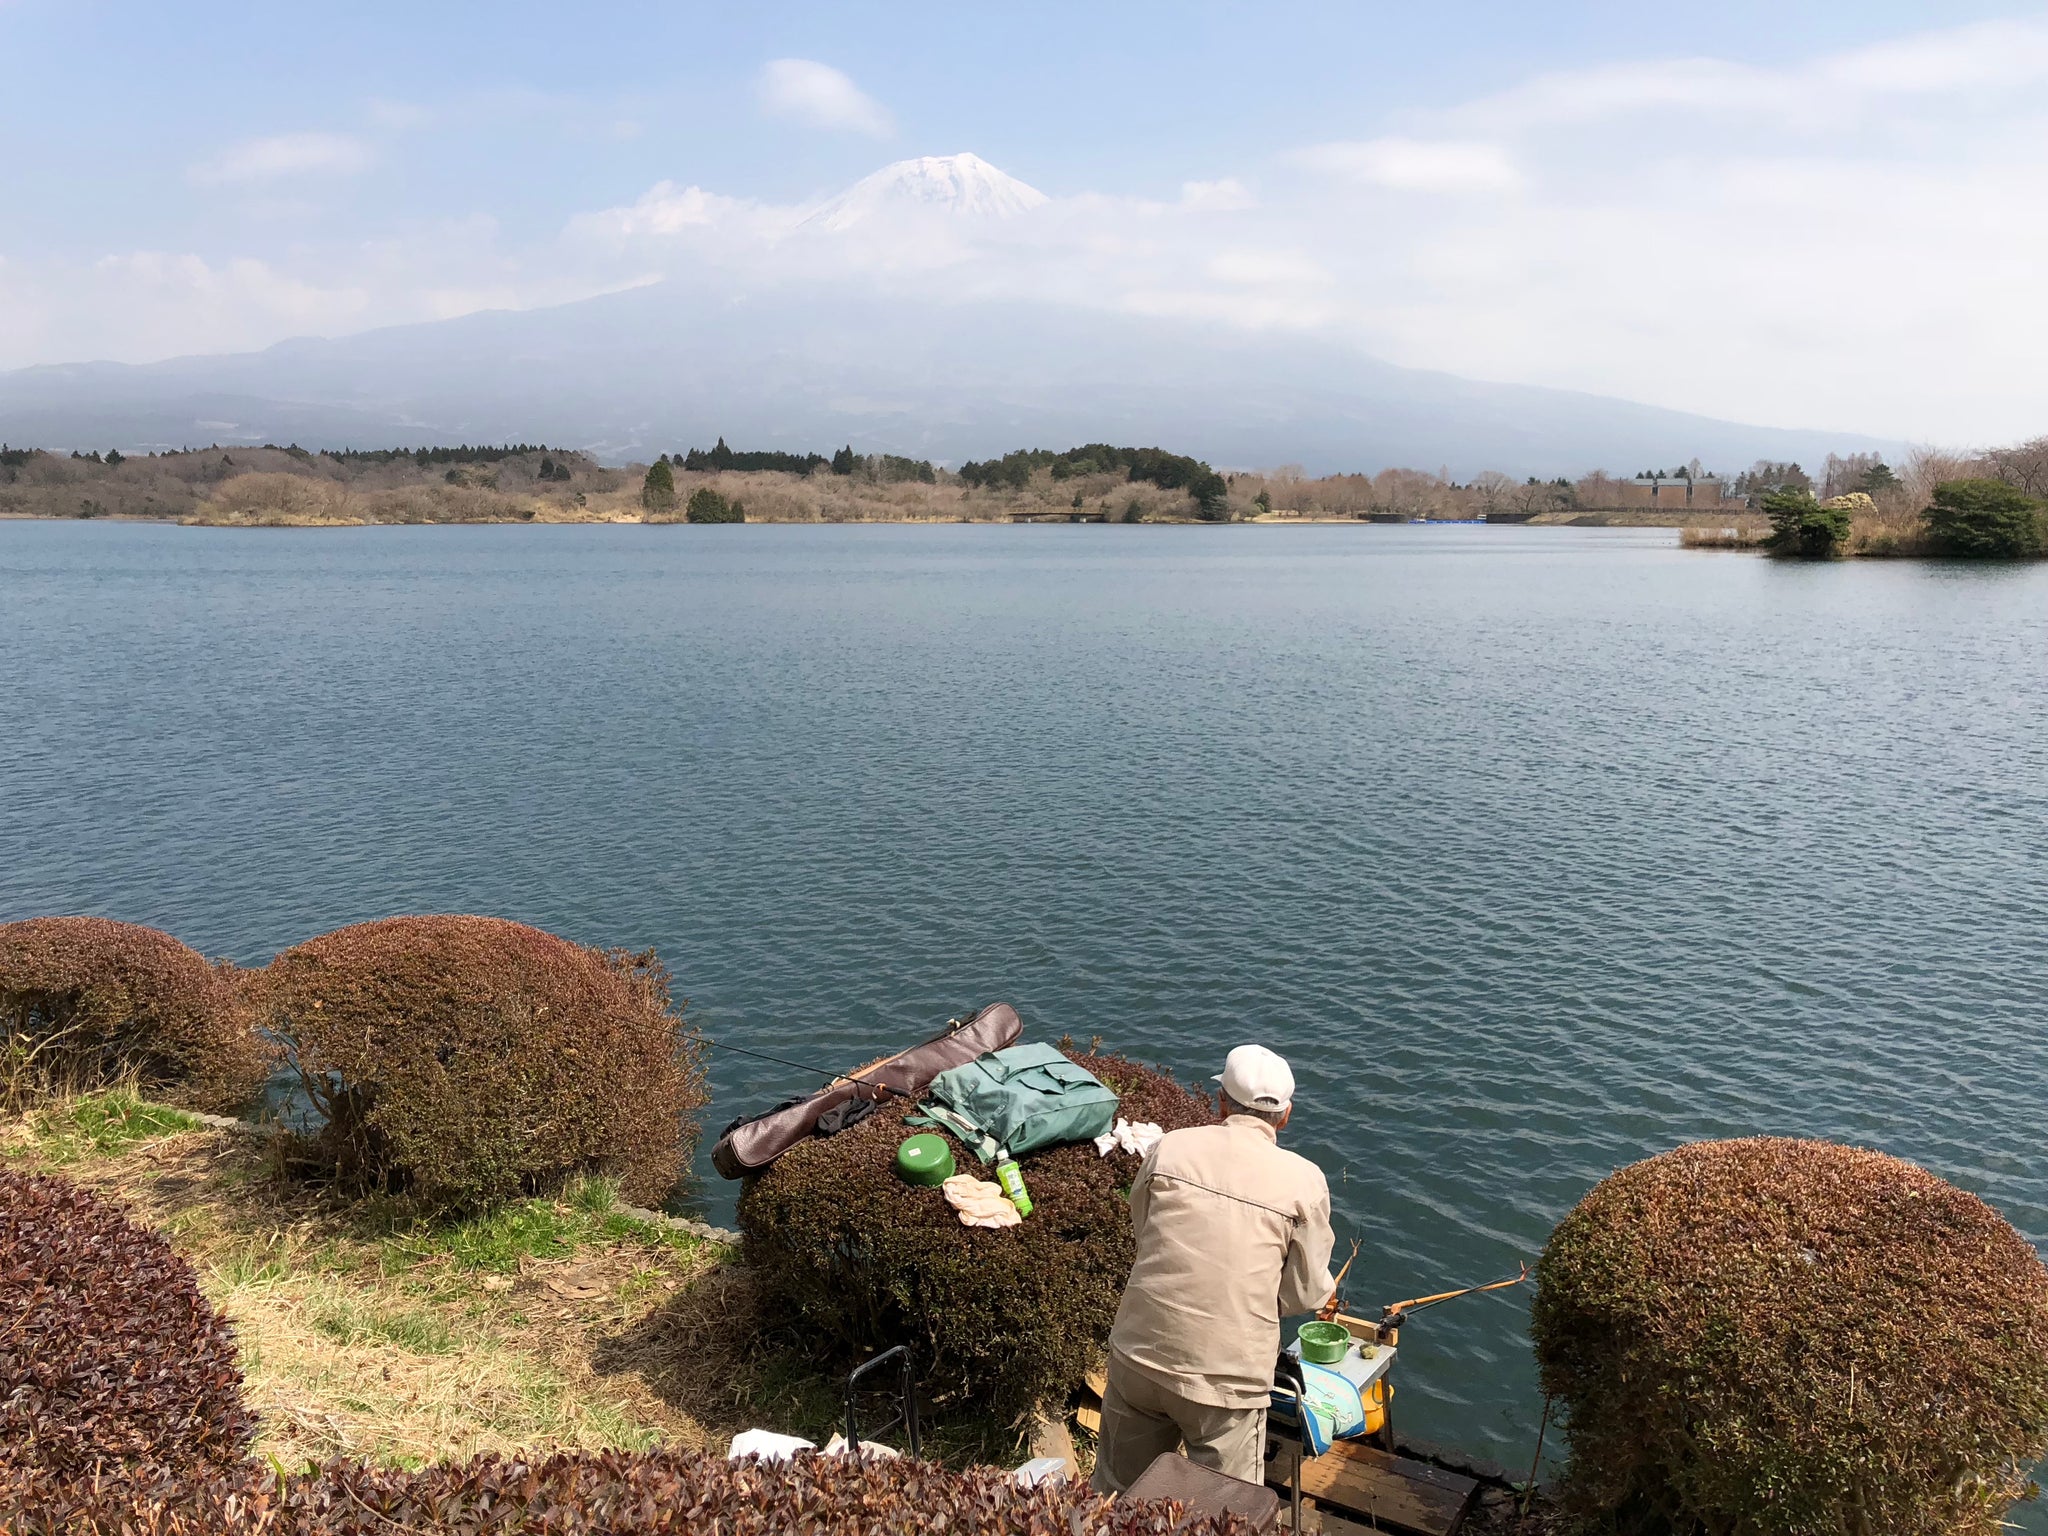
[1,1448,1256,1535]
[0,1171,255,1481]
[738,1050,1213,1418]
[264,916,706,1209]
[1761,488,1850,558]
[1922,478,2043,558]
[0,916,268,1113]
[640,458,677,514]
[685,487,745,523]
[959,444,1230,516]
[1532,1137,2048,1536]
[876,452,938,484]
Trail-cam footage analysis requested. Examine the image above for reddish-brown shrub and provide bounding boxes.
[265,916,705,1208]
[0,1170,254,1480]
[1533,1137,2048,1536]
[0,916,266,1113]
[1,1447,1256,1535]
[738,1050,1215,1418]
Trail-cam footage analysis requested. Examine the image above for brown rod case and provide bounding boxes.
[710,1002,1022,1180]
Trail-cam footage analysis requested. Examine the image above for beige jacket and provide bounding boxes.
[1107,1114,1337,1409]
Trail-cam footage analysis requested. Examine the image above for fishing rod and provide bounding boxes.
[702,1035,923,1101]
[1321,1260,1531,1332]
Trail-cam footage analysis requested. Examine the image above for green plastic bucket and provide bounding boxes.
[1297,1320,1351,1365]
[895,1133,956,1186]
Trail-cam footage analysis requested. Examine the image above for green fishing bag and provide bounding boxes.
[913,1043,1120,1163]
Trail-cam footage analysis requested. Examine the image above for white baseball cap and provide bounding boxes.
[1214,1044,1295,1113]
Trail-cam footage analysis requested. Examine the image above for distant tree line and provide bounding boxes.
[668,439,937,484]
[679,439,828,475]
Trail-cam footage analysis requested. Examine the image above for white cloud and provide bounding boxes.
[1293,137,1521,193]
[757,59,894,137]
[564,180,770,243]
[1180,178,1256,212]
[16,17,2048,445]
[1207,249,1329,288]
[189,131,373,185]
[1453,17,2048,133]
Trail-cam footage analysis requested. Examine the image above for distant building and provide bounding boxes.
[1624,476,1732,508]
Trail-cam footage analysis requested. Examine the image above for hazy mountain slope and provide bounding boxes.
[0,285,1890,476]
[0,151,1894,475]
[0,279,1890,477]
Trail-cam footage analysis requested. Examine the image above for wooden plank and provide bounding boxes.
[1271,1441,1475,1536]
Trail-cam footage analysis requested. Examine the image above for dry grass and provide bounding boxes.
[0,1092,760,1471]
[1679,518,1769,550]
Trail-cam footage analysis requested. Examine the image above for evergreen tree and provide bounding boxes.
[104,449,124,467]
[1923,479,2042,558]
[831,445,856,476]
[641,458,678,514]
[686,487,745,523]
[1762,488,1850,558]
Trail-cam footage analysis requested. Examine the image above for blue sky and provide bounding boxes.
[6,1,2048,440]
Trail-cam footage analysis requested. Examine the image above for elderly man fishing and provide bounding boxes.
[1091,1044,1337,1494]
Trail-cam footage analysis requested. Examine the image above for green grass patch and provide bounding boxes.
[385,1177,707,1274]
[311,1299,458,1355]
[25,1089,199,1162]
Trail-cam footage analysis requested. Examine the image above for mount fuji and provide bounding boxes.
[0,154,1891,475]
[800,153,1049,232]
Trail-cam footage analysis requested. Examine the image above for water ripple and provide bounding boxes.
[3,522,2046,1508]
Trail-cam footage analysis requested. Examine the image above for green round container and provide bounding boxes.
[895,1133,956,1186]
[1297,1320,1352,1365]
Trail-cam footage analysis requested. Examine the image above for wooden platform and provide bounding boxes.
[1269,1440,1477,1536]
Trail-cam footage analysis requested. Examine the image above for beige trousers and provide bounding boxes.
[1089,1357,1268,1495]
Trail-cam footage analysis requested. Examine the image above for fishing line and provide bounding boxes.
[702,1036,921,1101]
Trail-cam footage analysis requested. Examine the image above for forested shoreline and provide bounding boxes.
[2,434,2043,555]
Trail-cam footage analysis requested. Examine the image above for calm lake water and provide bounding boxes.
[4,520,2046,1481]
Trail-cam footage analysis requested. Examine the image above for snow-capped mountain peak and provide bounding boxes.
[802,153,1050,233]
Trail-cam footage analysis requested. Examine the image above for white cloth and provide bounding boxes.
[942,1172,1022,1228]
[1093,1118,1165,1159]
[728,1429,815,1461]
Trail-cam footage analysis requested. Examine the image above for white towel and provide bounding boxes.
[1093,1118,1165,1158]
[942,1173,1022,1228]
[728,1429,815,1461]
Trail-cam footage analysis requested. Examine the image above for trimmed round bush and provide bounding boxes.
[0,916,266,1113]
[1533,1137,2048,1536]
[0,1169,254,1480]
[738,1049,1214,1418]
[265,916,706,1208]
[2,1447,1258,1535]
